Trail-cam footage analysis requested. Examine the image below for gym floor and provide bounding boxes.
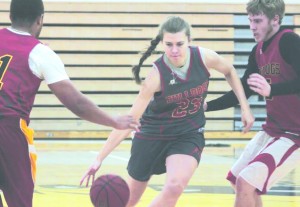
[1,140,299,207]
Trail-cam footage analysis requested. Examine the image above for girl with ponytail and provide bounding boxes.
[81,16,254,207]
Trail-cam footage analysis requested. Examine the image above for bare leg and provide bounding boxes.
[148,154,198,207]
[234,176,260,207]
[255,195,262,207]
[232,180,262,207]
[230,183,237,192]
[126,176,148,207]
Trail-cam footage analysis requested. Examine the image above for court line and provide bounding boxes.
[90,151,129,162]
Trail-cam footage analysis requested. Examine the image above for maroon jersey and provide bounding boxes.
[255,29,300,139]
[135,46,210,139]
[0,28,42,122]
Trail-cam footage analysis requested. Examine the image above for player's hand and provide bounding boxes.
[80,159,102,187]
[112,115,140,131]
[241,109,255,133]
[247,73,271,97]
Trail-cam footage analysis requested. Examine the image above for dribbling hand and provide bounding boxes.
[80,159,102,187]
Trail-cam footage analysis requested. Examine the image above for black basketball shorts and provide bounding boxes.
[127,132,205,181]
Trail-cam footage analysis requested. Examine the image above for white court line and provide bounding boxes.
[108,154,129,162]
[90,151,129,162]
[269,189,300,193]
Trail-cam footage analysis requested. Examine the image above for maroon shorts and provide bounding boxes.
[0,117,36,207]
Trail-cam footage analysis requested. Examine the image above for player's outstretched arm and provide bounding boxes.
[202,47,254,133]
[48,79,140,130]
[80,67,160,187]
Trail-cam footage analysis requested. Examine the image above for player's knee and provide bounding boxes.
[236,176,256,194]
[164,179,185,197]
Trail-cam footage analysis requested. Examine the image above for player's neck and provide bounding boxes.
[11,24,31,34]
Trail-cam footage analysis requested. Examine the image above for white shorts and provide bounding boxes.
[227,131,300,194]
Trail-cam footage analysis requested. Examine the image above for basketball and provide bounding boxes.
[90,174,130,207]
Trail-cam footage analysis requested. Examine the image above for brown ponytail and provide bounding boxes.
[132,16,191,84]
[132,35,161,84]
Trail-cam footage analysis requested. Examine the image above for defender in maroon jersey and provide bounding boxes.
[0,0,139,206]
[206,0,300,207]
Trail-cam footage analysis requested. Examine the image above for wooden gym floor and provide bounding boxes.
[1,140,299,207]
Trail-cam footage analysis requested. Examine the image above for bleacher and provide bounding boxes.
[0,1,299,140]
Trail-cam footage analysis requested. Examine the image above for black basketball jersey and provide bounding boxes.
[134,46,210,139]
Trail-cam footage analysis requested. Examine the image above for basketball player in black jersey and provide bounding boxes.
[81,16,254,207]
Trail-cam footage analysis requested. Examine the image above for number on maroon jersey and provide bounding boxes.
[0,55,13,90]
[172,97,203,118]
